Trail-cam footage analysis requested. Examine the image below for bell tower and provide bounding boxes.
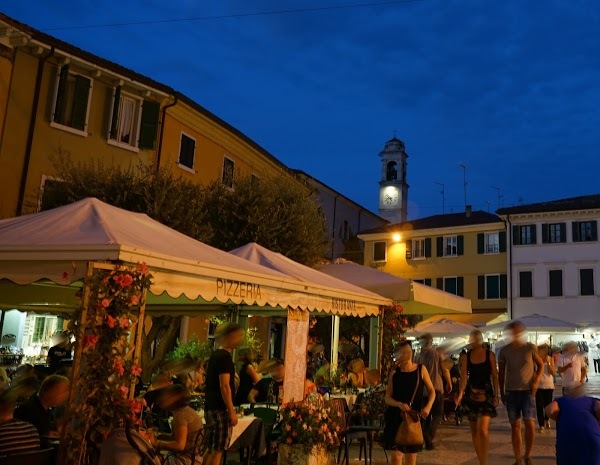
[378,136,408,223]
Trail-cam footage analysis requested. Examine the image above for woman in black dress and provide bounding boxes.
[234,348,260,405]
[383,341,436,465]
[456,330,499,465]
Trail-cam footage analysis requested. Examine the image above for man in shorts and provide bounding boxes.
[498,321,543,465]
[203,323,245,465]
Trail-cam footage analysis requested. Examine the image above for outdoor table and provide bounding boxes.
[227,415,266,457]
[331,393,358,410]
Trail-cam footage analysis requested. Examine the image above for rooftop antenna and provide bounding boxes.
[491,186,503,210]
[434,182,445,214]
[459,164,467,209]
[486,201,491,212]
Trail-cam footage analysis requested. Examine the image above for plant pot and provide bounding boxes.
[278,444,331,465]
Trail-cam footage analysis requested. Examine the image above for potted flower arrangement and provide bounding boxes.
[278,399,342,465]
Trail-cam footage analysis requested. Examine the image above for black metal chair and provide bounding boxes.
[252,407,280,464]
[0,447,56,465]
[191,423,213,465]
[124,423,163,465]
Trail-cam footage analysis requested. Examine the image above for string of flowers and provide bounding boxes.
[63,262,152,465]
[380,304,421,381]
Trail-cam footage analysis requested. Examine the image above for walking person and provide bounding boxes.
[591,344,600,374]
[545,383,600,465]
[383,341,436,465]
[557,341,586,394]
[203,323,245,465]
[498,321,543,465]
[415,333,451,450]
[535,344,555,433]
[456,330,499,465]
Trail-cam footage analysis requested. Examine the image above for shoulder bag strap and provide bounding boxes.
[408,365,421,407]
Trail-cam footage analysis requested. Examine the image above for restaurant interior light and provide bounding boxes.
[392,233,401,242]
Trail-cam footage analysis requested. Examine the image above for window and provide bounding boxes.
[51,65,92,133]
[29,316,58,345]
[373,241,387,262]
[413,278,432,286]
[580,269,595,296]
[178,133,196,170]
[39,176,66,211]
[108,89,160,150]
[442,276,464,296]
[485,275,500,300]
[519,271,533,298]
[549,270,563,297]
[340,221,352,241]
[541,223,566,244]
[444,236,458,256]
[513,225,537,245]
[485,232,500,254]
[573,221,598,242]
[412,239,426,259]
[222,157,235,188]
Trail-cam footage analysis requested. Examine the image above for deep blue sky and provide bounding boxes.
[6,1,600,219]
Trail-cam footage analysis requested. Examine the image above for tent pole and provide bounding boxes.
[0,310,5,341]
[58,261,95,465]
[331,315,340,373]
[130,283,148,399]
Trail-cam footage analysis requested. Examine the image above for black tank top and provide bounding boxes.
[466,350,492,391]
[391,365,424,410]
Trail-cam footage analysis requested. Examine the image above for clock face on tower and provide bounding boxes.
[382,187,399,206]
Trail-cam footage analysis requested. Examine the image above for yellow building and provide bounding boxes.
[0,14,173,218]
[359,209,508,314]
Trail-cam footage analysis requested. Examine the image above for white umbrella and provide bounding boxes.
[581,322,600,333]
[485,313,578,333]
[407,318,477,337]
[436,337,468,356]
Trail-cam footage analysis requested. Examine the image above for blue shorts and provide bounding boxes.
[505,390,537,423]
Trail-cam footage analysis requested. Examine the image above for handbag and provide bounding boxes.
[395,365,424,447]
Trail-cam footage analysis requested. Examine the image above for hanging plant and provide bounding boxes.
[63,262,152,465]
[380,304,421,382]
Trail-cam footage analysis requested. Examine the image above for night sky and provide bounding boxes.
[5,1,600,219]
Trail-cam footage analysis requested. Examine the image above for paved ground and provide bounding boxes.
[360,373,600,465]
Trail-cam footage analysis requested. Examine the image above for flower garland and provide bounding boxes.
[64,262,152,465]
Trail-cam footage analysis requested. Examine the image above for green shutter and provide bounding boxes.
[560,223,567,243]
[139,100,161,149]
[477,233,484,254]
[71,75,91,131]
[109,85,121,140]
[436,278,443,290]
[500,274,508,299]
[541,224,549,244]
[572,222,580,242]
[478,275,485,300]
[424,238,432,258]
[499,231,507,252]
[512,225,520,245]
[457,277,464,297]
[457,235,464,255]
[436,237,443,257]
[53,64,69,124]
[405,239,412,259]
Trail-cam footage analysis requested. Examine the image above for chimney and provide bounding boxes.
[465,205,472,218]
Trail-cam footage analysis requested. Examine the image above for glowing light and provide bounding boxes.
[392,233,401,242]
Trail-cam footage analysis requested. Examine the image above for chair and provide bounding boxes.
[329,398,371,465]
[0,447,56,465]
[190,423,213,465]
[124,424,162,465]
[253,407,280,463]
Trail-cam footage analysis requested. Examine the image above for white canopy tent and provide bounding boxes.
[484,314,578,333]
[316,261,472,314]
[406,317,478,337]
[0,199,389,316]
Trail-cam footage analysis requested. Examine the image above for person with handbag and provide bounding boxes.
[457,330,499,465]
[383,341,436,465]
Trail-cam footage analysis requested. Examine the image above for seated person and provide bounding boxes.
[360,369,387,421]
[0,386,40,453]
[348,359,367,388]
[148,384,203,465]
[144,371,173,432]
[315,375,331,396]
[315,362,331,380]
[249,360,284,404]
[365,369,385,392]
[304,368,317,398]
[14,374,70,436]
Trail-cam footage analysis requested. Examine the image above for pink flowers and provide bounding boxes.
[120,318,130,329]
[120,274,134,287]
[130,295,139,306]
[131,365,142,377]
[101,298,112,308]
[83,334,99,349]
[119,385,129,398]
[106,315,116,328]
[114,359,125,376]
[138,262,149,275]
[285,424,291,431]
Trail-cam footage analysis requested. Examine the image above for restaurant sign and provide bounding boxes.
[216,278,262,301]
[331,297,356,313]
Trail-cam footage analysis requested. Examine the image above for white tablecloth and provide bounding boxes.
[228,415,255,448]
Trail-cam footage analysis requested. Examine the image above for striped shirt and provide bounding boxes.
[0,419,40,454]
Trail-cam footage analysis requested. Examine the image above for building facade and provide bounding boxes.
[498,195,600,324]
[294,170,388,262]
[359,210,508,314]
